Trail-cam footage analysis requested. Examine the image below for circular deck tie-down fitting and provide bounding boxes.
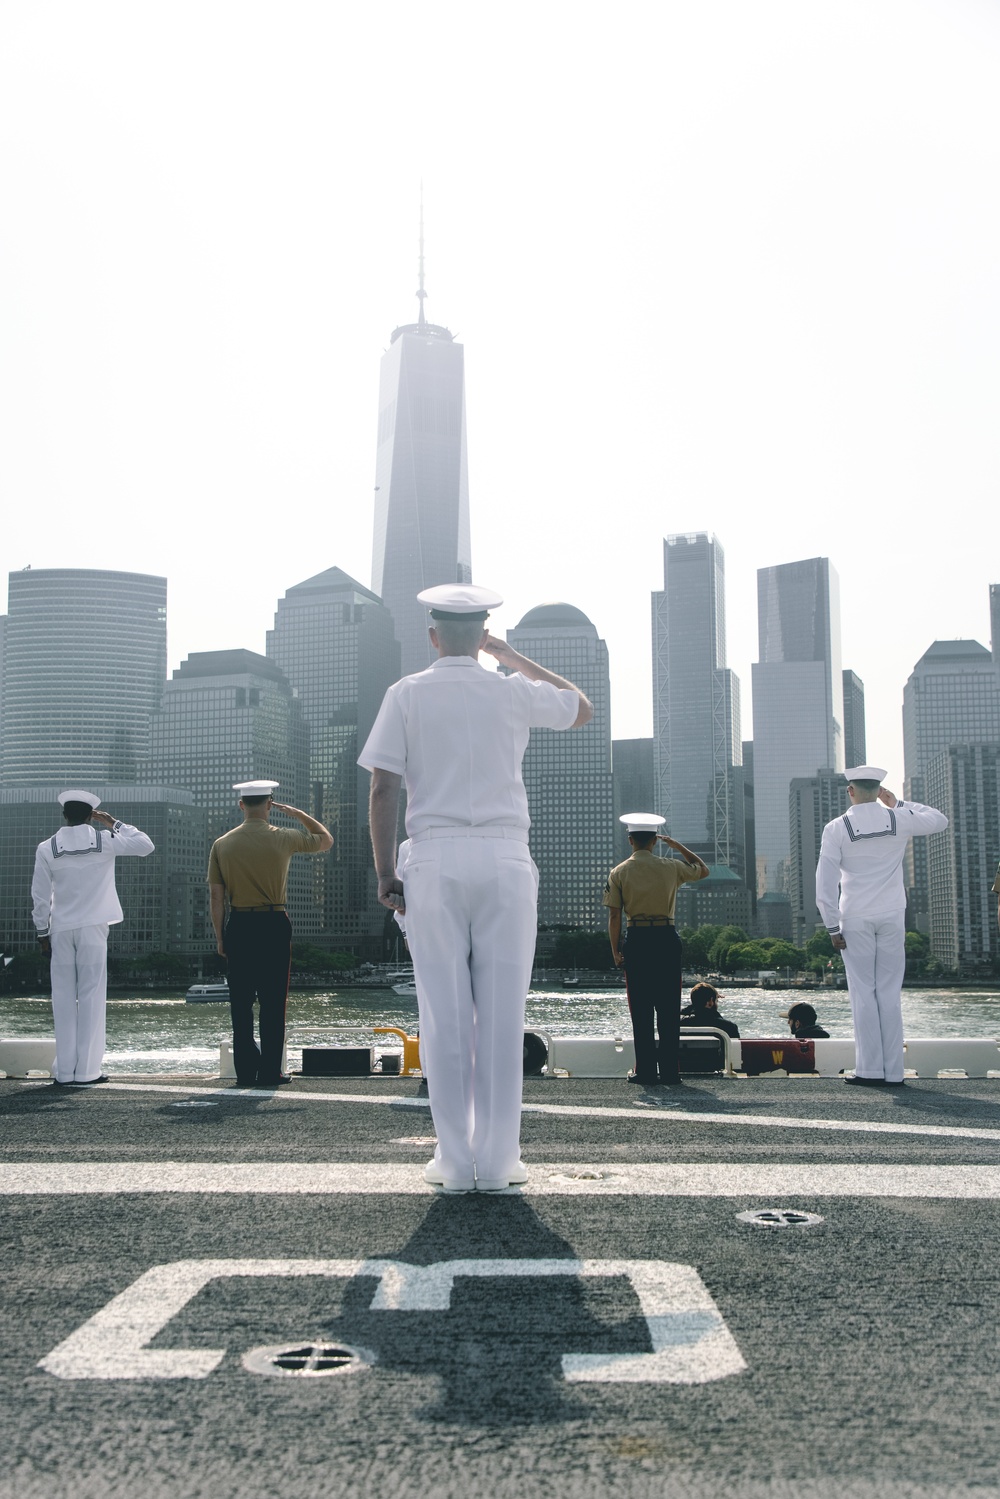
[242,1341,375,1377]
[736,1208,824,1229]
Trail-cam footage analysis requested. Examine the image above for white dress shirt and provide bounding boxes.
[358,656,579,835]
[814,799,948,931]
[32,821,155,935]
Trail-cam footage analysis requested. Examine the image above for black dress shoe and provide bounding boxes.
[627,1072,659,1085]
[255,1074,292,1086]
[69,1075,109,1086]
[844,1074,885,1087]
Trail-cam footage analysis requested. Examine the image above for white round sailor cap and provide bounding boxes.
[417,583,503,620]
[844,765,887,782]
[619,812,666,833]
[57,788,101,809]
[233,780,280,798]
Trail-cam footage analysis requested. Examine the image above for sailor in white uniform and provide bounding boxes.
[814,765,947,1087]
[359,584,592,1192]
[31,789,155,1085]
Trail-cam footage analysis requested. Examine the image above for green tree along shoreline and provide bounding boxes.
[0,943,361,994]
[0,926,969,996]
[545,925,948,979]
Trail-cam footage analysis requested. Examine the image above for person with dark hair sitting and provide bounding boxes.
[780,1001,830,1039]
[680,982,740,1038]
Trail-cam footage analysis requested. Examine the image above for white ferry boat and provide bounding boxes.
[185,982,230,1003]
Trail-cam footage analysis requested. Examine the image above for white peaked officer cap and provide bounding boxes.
[620,812,666,833]
[233,780,280,797]
[844,766,888,782]
[417,583,503,620]
[57,788,101,809]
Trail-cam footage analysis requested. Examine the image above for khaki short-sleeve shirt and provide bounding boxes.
[208,821,327,907]
[602,848,706,921]
[992,861,1000,896]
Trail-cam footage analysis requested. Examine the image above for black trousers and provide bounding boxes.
[622,925,683,1083]
[224,911,292,1084]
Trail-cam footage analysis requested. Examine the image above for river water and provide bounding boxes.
[3,983,1000,1075]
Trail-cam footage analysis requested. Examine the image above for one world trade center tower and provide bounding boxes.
[371,240,472,678]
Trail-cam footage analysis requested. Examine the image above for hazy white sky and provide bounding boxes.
[2,0,998,786]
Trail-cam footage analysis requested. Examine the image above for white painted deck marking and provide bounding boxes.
[6,1162,1000,1196]
[39,1256,745,1385]
[13,1077,1000,1145]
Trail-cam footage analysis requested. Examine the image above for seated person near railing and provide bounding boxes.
[680,982,740,1039]
[780,1001,830,1039]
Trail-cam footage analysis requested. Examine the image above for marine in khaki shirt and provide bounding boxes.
[207,821,326,907]
[208,781,332,1089]
[603,814,709,1087]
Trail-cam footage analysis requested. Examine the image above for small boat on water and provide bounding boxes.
[185,982,230,1003]
[392,980,418,996]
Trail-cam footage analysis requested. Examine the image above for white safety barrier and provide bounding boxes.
[544,1035,635,1077]
[0,1037,56,1077]
[766,1037,1000,1078]
[809,1039,857,1076]
[543,1031,737,1078]
[219,1040,289,1080]
[901,1037,1000,1078]
[540,1034,1000,1080]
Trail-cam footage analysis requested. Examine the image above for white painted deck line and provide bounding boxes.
[5,1162,1000,1197]
[14,1078,1000,1145]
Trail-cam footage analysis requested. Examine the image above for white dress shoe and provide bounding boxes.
[475,1162,528,1191]
[423,1160,475,1193]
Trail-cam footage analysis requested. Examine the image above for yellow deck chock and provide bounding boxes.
[373,1026,422,1076]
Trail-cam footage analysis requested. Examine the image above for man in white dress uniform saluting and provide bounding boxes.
[31,789,154,1085]
[815,765,947,1087]
[360,584,593,1192]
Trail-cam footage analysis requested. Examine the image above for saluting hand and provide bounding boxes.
[480,633,519,669]
[877,787,898,809]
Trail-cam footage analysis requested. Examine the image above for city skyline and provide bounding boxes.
[2,4,999,790]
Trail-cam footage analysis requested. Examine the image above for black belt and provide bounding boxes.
[627,916,674,928]
[230,904,287,913]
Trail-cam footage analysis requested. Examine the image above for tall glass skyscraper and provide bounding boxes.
[1,568,167,787]
[651,533,743,873]
[148,648,313,935]
[612,737,654,865]
[268,568,400,956]
[506,604,613,931]
[751,556,844,893]
[788,769,849,945]
[842,669,867,770]
[371,270,472,679]
[902,636,1000,933]
[924,744,1000,971]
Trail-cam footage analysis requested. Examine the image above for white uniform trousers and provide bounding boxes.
[401,836,538,1184]
[49,924,110,1083]
[840,916,907,1083]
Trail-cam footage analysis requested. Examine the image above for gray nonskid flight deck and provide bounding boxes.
[2,1075,1000,1499]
